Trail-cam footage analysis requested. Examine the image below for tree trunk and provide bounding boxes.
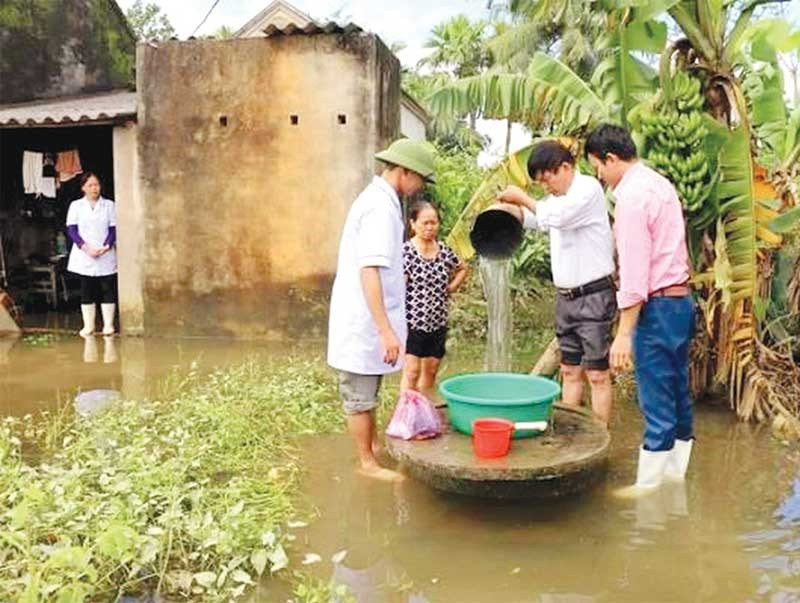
[505,119,512,155]
[530,336,560,376]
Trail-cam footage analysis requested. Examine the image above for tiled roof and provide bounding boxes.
[0,90,136,128]
[262,21,362,37]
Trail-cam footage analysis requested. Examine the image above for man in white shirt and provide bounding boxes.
[328,138,436,481]
[499,141,616,424]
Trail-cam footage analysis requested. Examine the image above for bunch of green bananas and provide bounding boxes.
[637,71,718,229]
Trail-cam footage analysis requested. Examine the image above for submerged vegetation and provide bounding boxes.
[0,357,355,601]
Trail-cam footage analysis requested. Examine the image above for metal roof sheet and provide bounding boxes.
[0,90,136,128]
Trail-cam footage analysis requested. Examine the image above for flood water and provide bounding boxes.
[2,335,800,602]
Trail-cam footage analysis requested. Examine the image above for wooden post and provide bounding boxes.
[531,336,560,376]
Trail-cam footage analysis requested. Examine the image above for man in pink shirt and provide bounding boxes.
[585,124,695,493]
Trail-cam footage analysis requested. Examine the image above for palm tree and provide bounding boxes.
[419,15,490,130]
[492,0,605,78]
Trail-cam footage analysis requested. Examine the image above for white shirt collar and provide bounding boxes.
[371,176,401,208]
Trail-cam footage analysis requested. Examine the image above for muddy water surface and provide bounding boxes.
[2,336,799,602]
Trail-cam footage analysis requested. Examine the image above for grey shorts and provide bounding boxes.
[555,287,617,371]
[338,371,383,415]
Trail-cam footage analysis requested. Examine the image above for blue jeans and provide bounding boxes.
[634,296,695,451]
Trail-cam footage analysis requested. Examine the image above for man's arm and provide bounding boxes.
[499,182,604,231]
[610,303,641,371]
[610,197,651,372]
[497,185,543,231]
[498,185,536,213]
[360,266,400,366]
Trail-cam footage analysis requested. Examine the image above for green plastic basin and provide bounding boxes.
[438,372,561,438]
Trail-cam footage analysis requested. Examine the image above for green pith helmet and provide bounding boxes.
[375,138,437,183]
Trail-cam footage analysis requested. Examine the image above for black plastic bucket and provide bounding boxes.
[469,208,523,259]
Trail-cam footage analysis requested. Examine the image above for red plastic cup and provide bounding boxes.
[472,418,514,458]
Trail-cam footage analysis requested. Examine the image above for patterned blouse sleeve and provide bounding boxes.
[442,244,459,274]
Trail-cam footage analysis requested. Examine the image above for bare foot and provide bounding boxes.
[357,463,405,482]
[371,441,383,457]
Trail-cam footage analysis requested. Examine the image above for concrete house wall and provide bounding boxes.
[121,32,400,337]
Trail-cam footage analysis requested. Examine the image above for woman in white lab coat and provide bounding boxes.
[65,172,118,336]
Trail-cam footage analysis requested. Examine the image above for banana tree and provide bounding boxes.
[428,51,608,134]
[434,0,800,429]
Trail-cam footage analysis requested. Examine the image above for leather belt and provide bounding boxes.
[556,275,615,300]
[650,282,691,298]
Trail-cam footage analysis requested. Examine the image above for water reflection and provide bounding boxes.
[81,334,98,363]
[744,467,800,601]
[626,480,688,533]
[299,409,798,602]
[0,335,314,415]
[2,337,800,601]
[0,335,17,364]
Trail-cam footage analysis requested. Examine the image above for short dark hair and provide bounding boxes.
[409,198,439,222]
[79,171,101,187]
[527,141,575,178]
[584,124,638,161]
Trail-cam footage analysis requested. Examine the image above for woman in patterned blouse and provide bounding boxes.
[400,200,468,392]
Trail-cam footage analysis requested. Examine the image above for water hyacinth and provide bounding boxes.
[0,356,348,601]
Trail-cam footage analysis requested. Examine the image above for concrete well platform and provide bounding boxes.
[386,405,610,500]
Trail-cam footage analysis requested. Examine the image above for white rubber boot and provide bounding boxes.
[101,303,116,335]
[79,304,96,336]
[664,438,693,481]
[614,447,670,498]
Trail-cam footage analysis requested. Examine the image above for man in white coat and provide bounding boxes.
[328,138,436,481]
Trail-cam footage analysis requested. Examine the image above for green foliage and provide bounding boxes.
[511,232,551,286]
[502,0,607,78]
[0,0,135,103]
[21,333,65,348]
[428,52,608,132]
[0,356,345,601]
[212,25,235,40]
[291,573,355,603]
[401,70,488,151]
[448,272,556,359]
[125,0,176,41]
[419,15,490,79]
[429,147,486,237]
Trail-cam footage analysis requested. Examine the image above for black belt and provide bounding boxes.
[556,275,615,300]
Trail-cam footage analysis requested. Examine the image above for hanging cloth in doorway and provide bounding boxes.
[55,149,83,182]
[40,154,56,198]
[22,151,44,195]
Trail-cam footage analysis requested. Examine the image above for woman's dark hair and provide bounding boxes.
[409,198,439,222]
[79,171,101,187]
[527,141,575,179]
[584,124,638,161]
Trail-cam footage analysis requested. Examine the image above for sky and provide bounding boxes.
[116,0,488,64]
[115,0,528,164]
[117,0,800,165]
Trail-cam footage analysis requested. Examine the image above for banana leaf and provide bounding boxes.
[428,52,608,132]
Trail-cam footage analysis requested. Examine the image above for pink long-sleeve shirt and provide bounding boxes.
[612,162,690,309]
